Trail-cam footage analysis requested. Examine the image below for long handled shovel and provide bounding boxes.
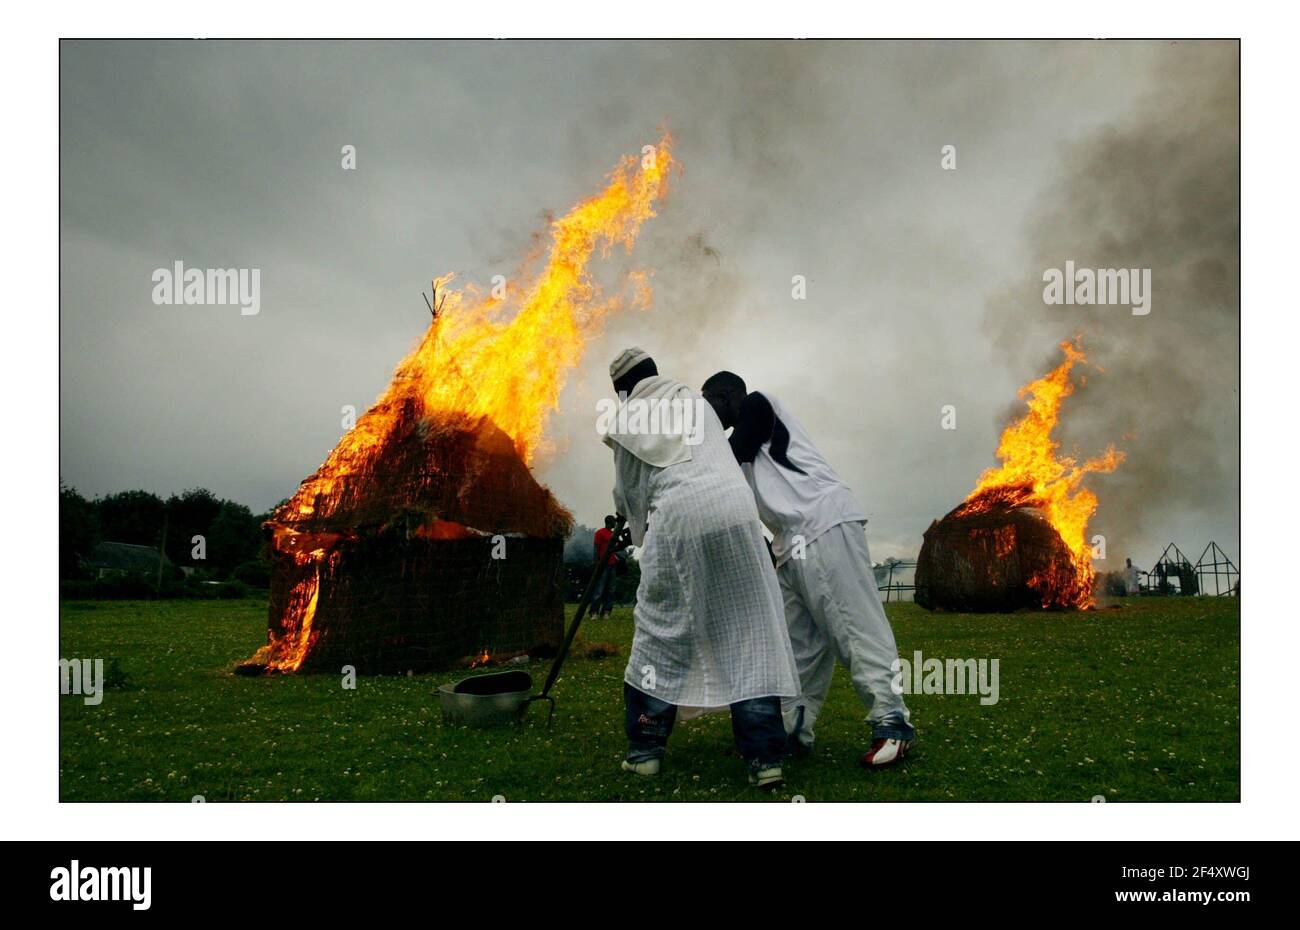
[525,514,628,725]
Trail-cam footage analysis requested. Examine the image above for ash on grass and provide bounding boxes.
[59,597,1239,802]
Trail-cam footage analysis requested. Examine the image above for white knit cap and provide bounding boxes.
[609,346,651,381]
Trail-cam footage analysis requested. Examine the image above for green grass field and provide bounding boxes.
[58,596,1239,802]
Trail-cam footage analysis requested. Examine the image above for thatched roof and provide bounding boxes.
[914,505,1079,611]
[269,403,572,541]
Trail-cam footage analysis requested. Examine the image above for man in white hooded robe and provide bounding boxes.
[601,348,799,788]
[703,370,917,769]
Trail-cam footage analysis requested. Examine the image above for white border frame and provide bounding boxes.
[8,2,1295,841]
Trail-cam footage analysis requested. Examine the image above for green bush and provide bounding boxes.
[60,574,158,600]
[218,579,251,599]
[60,580,100,600]
[230,560,271,588]
[1099,571,1128,598]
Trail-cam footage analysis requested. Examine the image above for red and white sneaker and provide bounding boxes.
[859,737,914,769]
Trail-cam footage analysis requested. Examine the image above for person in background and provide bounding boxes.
[1124,558,1142,596]
[603,348,798,789]
[703,370,916,769]
[591,515,621,618]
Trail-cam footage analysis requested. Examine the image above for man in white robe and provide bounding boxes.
[703,371,916,768]
[601,348,799,788]
[1123,558,1142,595]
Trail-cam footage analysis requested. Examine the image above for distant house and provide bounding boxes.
[79,541,169,579]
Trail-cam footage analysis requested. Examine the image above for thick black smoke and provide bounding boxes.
[981,42,1239,553]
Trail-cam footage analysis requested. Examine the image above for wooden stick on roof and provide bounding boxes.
[424,280,448,321]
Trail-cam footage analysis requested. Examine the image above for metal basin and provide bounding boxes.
[438,670,533,727]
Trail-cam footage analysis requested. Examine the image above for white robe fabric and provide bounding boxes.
[738,392,911,742]
[742,392,867,567]
[604,378,799,708]
[778,522,911,743]
[602,375,697,472]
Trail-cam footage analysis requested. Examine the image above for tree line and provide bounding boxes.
[60,480,277,585]
[60,483,641,604]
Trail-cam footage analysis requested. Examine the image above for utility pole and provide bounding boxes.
[156,512,169,594]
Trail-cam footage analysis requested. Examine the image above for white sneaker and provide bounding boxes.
[748,764,785,789]
[621,758,661,776]
[860,737,914,769]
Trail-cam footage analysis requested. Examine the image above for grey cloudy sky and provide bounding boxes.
[60,39,1239,567]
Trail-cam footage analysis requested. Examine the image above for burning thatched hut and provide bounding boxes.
[914,504,1082,612]
[240,134,674,674]
[914,339,1124,612]
[243,400,572,675]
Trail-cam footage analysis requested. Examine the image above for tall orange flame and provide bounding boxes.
[291,133,675,523]
[956,338,1124,606]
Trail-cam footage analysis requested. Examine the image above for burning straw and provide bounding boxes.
[916,339,1124,611]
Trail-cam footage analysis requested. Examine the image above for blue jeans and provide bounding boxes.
[624,683,787,768]
[590,567,616,615]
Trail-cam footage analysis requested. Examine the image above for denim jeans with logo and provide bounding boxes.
[624,682,787,768]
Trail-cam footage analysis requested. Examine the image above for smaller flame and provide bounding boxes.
[263,567,322,672]
[957,338,1124,607]
[469,649,492,669]
[412,520,475,541]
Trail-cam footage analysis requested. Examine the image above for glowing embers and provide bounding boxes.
[915,506,1082,612]
[264,566,322,672]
